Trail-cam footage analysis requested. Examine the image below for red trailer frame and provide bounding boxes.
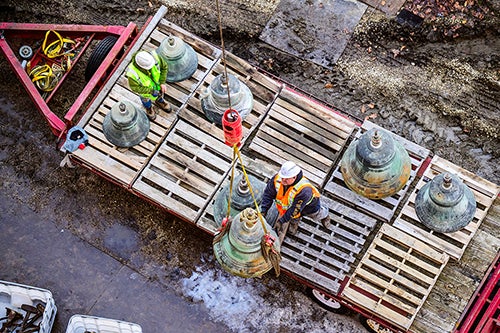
[0,21,140,138]
[455,251,500,333]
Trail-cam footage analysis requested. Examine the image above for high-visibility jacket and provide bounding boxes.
[126,51,167,101]
[274,175,320,218]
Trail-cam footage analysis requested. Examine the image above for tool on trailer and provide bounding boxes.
[211,0,281,277]
[19,45,33,69]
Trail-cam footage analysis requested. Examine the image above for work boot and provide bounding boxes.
[288,223,299,236]
[321,215,331,229]
[145,107,156,121]
[155,99,172,113]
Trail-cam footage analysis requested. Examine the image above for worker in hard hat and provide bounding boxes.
[126,50,171,121]
[260,161,331,237]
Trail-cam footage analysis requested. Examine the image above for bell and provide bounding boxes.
[340,128,411,199]
[157,36,198,82]
[200,73,254,125]
[213,173,266,226]
[415,172,476,233]
[103,101,150,147]
[213,208,280,278]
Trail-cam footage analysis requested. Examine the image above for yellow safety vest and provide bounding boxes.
[126,51,162,100]
[274,175,320,218]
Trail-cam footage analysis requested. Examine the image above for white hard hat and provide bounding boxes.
[279,161,301,178]
[135,51,155,70]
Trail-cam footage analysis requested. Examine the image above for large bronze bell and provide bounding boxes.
[213,208,280,278]
[103,101,150,148]
[415,172,476,233]
[340,128,411,199]
[157,36,198,82]
[200,73,254,125]
[213,173,266,226]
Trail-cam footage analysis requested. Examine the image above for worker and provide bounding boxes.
[259,161,331,237]
[126,50,171,121]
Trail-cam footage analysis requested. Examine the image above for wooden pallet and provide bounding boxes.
[178,50,282,148]
[341,223,450,331]
[132,119,234,221]
[72,83,176,186]
[280,194,379,296]
[249,86,357,187]
[393,155,500,260]
[324,120,430,222]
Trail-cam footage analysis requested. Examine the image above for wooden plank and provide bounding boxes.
[393,155,499,260]
[250,136,324,185]
[133,120,232,222]
[249,86,356,189]
[341,224,449,330]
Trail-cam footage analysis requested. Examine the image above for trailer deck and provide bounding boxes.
[13,6,499,333]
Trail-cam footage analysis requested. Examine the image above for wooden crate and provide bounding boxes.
[393,155,499,260]
[325,120,430,222]
[178,50,282,148]
[132,119,234,221]
[249,86,357,187]
[72,83,176,186]
[280,194,380,296]
[341,223,450,331]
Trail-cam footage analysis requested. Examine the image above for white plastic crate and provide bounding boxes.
[0,280,57,333]
[66,315,143,333]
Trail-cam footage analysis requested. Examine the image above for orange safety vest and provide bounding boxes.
[274,175,320,218]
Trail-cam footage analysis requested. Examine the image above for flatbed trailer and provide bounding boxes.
[1,6,499,333]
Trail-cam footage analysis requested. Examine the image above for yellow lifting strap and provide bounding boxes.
[42,30,76,58]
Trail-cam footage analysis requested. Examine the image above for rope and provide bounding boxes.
[215,0,232,110]
[42,30,76,59]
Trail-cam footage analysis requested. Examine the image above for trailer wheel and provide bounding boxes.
[359,316,395,333]
[85,36,121,82]
[306,288,348,314]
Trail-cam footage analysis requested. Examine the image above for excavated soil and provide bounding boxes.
[0,0,498,332]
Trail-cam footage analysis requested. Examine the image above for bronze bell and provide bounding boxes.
[415,172,476,233]
[200,73,254,125]
[157,36,198,82]
[213,207,280,278]
[213,173,266,226]
[103,101,150,147]
[340,128,411,199]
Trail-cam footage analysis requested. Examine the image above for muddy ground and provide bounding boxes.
[0,0,498,332]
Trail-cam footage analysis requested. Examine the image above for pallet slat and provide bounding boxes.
[342,224,449,330]
[133,120,233,221]
[249,86,356,188]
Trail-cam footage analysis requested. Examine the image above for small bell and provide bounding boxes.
[201,73,254,125]
[340,128,411,199]
[415,172,476,233]
[213,173,266,226]
[157,36,198,82]
[213,208,280,278]
[103,101,150,147]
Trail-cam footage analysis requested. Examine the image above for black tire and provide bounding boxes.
[359,315,395,333]
[85,36,119,82]
[306,287,349,314]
